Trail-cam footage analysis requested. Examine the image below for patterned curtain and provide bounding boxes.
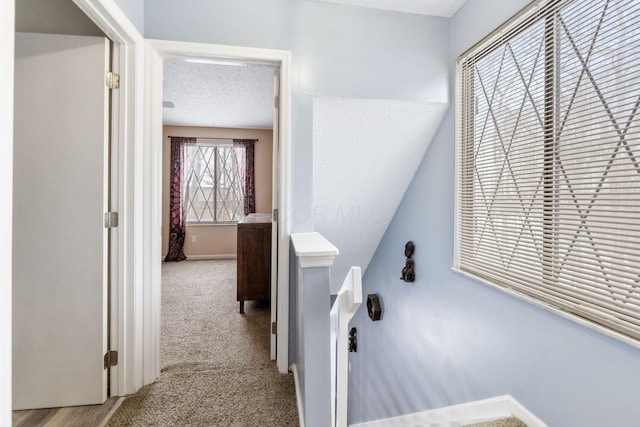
[233,139,256,216]
[165,137,196,262]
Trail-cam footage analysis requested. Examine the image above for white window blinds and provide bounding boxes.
[455,0,640,345]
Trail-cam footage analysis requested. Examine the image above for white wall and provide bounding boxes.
[0,0,13,424]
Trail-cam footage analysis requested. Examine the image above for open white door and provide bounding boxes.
[13,32,110,410]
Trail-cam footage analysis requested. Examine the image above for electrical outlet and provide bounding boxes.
[191,235,197,243]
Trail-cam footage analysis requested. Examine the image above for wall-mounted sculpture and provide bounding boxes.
[367,294,382,321]
[348,327,357,352]
[401,241,415,282]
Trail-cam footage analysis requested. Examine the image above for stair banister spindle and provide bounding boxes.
[331,267,362,427]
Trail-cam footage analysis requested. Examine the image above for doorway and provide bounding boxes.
[147,40,292,374]
[160,57,278,370]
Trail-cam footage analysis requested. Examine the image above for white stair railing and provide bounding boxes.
[330,267,362,427]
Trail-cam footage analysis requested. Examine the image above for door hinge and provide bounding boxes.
[104,211,119,229]
[106,72,120,89]
[104,350,118,369]
[272,208,279,222]
[274,95,279,109]
[271,321,277,335]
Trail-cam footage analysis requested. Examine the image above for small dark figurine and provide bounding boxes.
[401,241,415,282]
[348,327,357,352]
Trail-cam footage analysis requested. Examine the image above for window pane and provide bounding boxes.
[464,19,546,281]
[185,145,245,223]
[457,0,640,343]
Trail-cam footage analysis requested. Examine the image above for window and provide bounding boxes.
[185,143,244,223]
[456,0,640,345]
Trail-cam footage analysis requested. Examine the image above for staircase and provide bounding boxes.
[350,395,547,427]
[291,233,546,427]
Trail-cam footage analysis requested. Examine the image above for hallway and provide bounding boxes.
[106,260,297,426]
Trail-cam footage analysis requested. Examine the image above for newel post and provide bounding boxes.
[291,232,339,427]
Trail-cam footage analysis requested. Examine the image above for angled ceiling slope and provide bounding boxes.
[313,97,448,292]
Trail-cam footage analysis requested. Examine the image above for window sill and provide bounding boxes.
[451,266,640,351]
[186,222,238,227]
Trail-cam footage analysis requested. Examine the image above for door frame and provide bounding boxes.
[146,39,292,374]
[1,1,14,424]
[72,0,145,396]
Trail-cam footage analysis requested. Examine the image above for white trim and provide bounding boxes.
[276,52,292,374]
[331,267,362,427]
[1,0,14,424]
[351,395,547,427]
[270,72,281,361]
[73,0,141,43]
[72,0,144,396]
[146,39,293,374]
[291,364,305,427]
[507,396,548,427]
[453,60,462,271]
[143,41,164,385]
[291,232,340,269]
[148,39,290,63]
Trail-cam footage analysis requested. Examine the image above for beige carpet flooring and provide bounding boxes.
[106,259,298,426]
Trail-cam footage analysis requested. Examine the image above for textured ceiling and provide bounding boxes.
[312,0,468,17]
[163,59,276,129]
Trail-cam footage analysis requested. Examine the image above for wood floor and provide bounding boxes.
[12,397,121,427]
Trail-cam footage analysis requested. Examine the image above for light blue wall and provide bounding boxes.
[145,0,450,364]
[145,0,449,234]
[113,0,143,34]
[348,0,640,426]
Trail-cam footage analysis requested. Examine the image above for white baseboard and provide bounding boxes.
[291,364,305,427]
[160,254,238,262]
[189,254,237,260]
[506,396,547,427]
[351,395,547,427]
[161,255,237,262]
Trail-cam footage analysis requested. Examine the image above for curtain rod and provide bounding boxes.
[167,136,258,141]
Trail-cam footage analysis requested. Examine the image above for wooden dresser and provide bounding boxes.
[237,213,272,313]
